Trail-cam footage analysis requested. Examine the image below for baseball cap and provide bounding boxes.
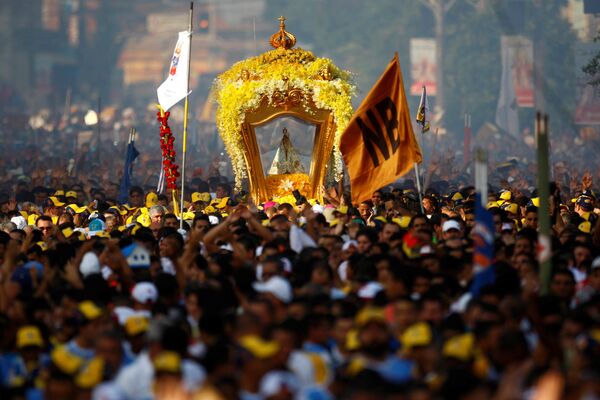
[124,315,150,337]
[592,256,600,270]
[191,192,211,203]
[401,322,432,350]
[442,333,475,361]
[576,196,594,212]
[357,281,383,299]
[80,252,101,277]
[132,282,158,304]
[153,351,181,374]
[145,192,158,208]
[253,276,292,303]
[442,220,461,232]
[16,325,44,349]
[78,301,103,321]
[51,346,83,375]
[11,216,26,230]
[66,191,78,199]
[88,218,106,234]
[355,307,386,328]
[47,196,65,207]
[239,335,280,359]
[213,197,230,209]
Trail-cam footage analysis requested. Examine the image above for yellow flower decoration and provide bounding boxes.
[214,48,355,189]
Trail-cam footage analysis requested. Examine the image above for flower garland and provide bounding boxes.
[214,48,355,189]
[156,109,180,191]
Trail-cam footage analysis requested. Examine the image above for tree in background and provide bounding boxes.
[583,33,600,87]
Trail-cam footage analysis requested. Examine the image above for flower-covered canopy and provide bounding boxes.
[213,17,355,194]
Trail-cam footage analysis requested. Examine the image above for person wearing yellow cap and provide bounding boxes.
[44,346,84,399]
[65,301,104,362]
[0,325,46,391]
[348,307,415,384]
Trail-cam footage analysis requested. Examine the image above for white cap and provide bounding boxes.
[358,281,384,299]
[312,204,325,214]
[592,256,600,270]
[442,220,461,232]
[342,240,358,251]
[208,215,219,225]
[132,282,158,304]
[10,216,26,230]
[253,276,293,303]
[501,222,513,232]
[80,252,101,277]
[259,371,299,398]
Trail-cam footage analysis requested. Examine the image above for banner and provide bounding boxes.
[415,86,430,133]
[340,54,422,203]
[506,36,534,108]
[157,31,191,112]
[575,43,600,125]
[496,36,520,137]
[410,38,437,96]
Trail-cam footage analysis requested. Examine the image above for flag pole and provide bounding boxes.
[179,1,194,229]
[536,111,552,294]
[463,113,471,169]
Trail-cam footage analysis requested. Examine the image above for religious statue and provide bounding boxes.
[268,127,306,175]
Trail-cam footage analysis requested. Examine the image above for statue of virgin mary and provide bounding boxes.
[268,128,306,175]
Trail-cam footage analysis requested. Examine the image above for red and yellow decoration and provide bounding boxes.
[156,106,180,191]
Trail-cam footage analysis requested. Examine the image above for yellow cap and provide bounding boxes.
[191,192,211,203]
[145,192,158,208]
[213,197,229,209]
[17,326,43,349]
[486,201,500,209]
[153,351,181,374]
[62,227,74,238]
[451,192,463,201]
[329,219,340,227]
[442,333,475,361]
[334,205,348,215]
[66,191,78,199]
[401,322,432,350]
[355,307,386,328]
[374,216,387,224]
[66,204,87,214]
[124,315,149,337]
[78,301,102,321]
[20,210,28,219]
[48,196,65,207]
[499,190,512,201]
[94,231,111,239]
[239,335,280,359]
[345,329,360,351]
[51,216,58,225]
[54,190,65,197]
[138,207,149,215]
[530,197,540,208]
[579,221,592,234]
[35,241,48,251]
[501,203,518,215]
[51,346,83,375]
[136,214,151,228]
[75,357,104,389]
[392,216,411,228]
[108,206,127,216]
[204,205,216,214]
[182,211,195,221]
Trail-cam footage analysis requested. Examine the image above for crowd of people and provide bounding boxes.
[0,145,599,400]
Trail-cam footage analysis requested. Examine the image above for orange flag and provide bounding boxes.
[340,53,422,203]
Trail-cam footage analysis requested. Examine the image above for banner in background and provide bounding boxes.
[575,43,600,125]
[506,36,534,108]
[410,38,437,96]
[496,36,520,137]
[157,31,191,112]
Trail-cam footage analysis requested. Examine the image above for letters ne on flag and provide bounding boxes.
[157,31,191,112]
[340,54,422,203]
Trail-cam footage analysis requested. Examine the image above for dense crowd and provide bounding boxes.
[0,151,599,400]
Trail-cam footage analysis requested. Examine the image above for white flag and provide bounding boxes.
[157,31,191,111]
